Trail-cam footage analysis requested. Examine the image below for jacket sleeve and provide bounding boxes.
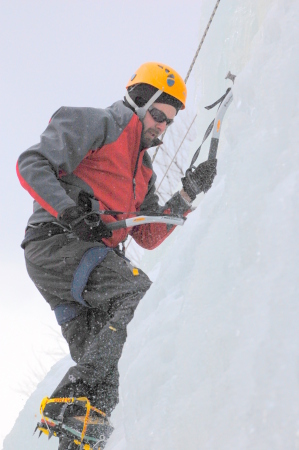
[16,107,109,218]
[131,169,192,250]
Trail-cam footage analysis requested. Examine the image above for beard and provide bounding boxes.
[141,127,159,148]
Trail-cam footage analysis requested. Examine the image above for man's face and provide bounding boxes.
[141,102,177,148]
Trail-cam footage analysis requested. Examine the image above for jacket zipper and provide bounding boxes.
[132,121,144,200]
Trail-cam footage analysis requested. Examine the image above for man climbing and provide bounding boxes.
[17,61,217,449]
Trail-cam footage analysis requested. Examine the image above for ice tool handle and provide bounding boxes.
[61,211,186,232]
[106,214,186,231]
[207,88,233,160]
[187,72,236,170]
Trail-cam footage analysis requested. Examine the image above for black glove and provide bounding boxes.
[181,159,217,201]
[58,206,112,242]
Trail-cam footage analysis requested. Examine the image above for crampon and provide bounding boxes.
[34,396,113,450]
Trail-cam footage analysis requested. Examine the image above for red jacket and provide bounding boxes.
[17,101,190,249]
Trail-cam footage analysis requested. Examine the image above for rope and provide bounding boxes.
[185,0,222,84]
[126,1,222,254]
[152,0,222,163]
[155,114,197,194]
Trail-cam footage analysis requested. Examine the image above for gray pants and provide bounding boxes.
[25,233,151,415]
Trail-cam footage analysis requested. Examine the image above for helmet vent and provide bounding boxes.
[167,74,175,87]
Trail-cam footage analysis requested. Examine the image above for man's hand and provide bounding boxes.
[58,206,112,242]
[181,159,217,201]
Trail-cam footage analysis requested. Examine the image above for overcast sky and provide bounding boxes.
[0,0,217,444]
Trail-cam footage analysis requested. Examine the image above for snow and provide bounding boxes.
[3,0,299,449]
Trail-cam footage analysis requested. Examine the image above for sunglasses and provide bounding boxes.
[148,106,174,126]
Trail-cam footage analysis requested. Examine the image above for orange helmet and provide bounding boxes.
[126,62,187,109]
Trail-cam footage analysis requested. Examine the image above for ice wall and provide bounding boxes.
[4,0,299,449]
[109,1,299,449]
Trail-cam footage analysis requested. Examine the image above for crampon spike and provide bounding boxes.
[38,430,43,438]
[48,429,54,440]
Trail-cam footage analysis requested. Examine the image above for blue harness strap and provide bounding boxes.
[54,246,113,325]
[71,246,113,305]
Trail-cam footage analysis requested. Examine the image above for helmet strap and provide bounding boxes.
[125,88,164,120]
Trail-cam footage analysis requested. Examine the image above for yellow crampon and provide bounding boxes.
[39,396,107,449]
